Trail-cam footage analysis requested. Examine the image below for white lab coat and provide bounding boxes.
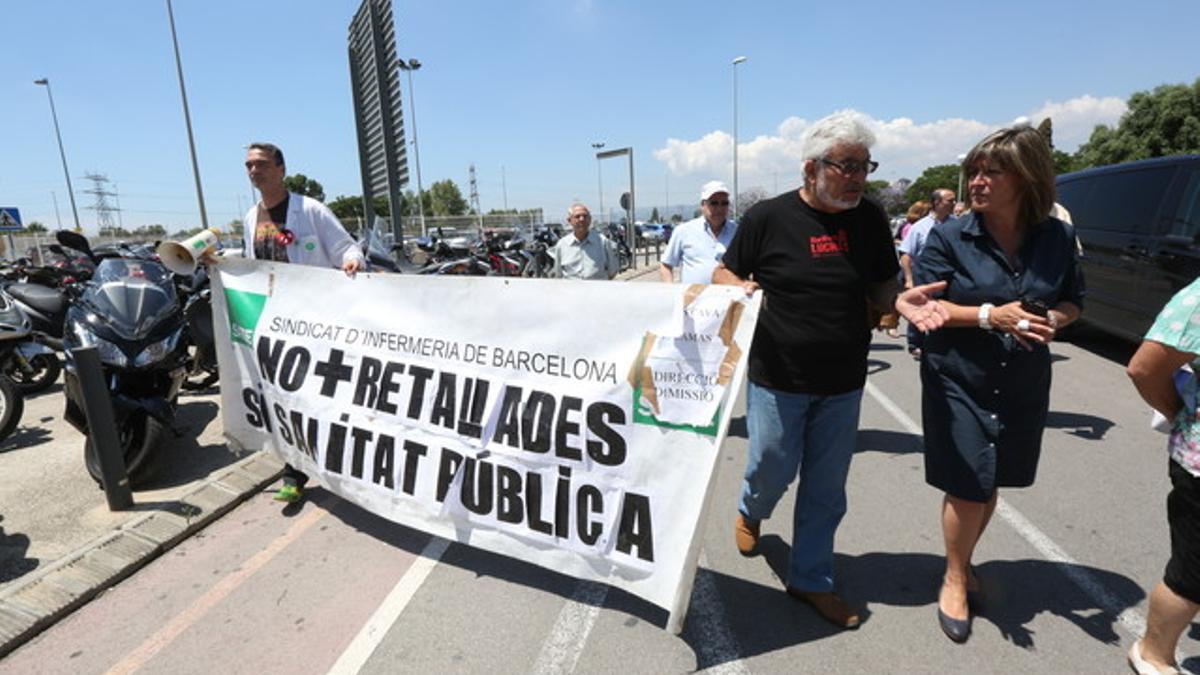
[242,192,364,268]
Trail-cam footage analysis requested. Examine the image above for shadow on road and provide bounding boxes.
[1,425,54,453]
[315,488,1146,669]
[0,515,37,585]
[1045,411,1115,440]
[866,359,891,375]
[137,400,245,490]
[685,538,1146,664]
[856,428,923,455]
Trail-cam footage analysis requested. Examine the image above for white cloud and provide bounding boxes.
[653,95,1128,188]
[1027,95,1128,150]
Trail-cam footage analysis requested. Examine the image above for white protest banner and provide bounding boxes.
[212,258,759,626]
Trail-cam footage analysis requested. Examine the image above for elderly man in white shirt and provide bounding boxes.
[551,203,618,280]
[659,181,738,284]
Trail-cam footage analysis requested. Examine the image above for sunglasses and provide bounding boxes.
[706,200,730,206]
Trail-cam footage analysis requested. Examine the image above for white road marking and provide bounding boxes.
[863,381,1148,638]
[691,553,750,675]
[327,537,450,675]
[528,551,749,674]
[531,580,608,674]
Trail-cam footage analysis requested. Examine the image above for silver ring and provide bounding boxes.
[1017,319,1031,332]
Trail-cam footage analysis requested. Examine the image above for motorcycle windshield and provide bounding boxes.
[87,258,178,339]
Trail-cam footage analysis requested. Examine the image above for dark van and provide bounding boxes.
[1056,155,1200,341]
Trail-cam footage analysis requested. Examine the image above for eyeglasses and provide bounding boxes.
[706,200,730,206]
[820,157,880,176]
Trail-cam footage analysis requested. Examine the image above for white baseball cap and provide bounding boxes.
[700,181,731,202]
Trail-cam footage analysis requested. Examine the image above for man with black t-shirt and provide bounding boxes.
[241,142,365,503]
[714,111,947,629]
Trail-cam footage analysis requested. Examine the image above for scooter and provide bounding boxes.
[56,231,188,485]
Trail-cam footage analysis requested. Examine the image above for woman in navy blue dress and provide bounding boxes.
[914,126,1085,642]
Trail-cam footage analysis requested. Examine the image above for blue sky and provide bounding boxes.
[2,0,1197,233]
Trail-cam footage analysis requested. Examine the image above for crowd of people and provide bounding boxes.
[236,112,1195,671]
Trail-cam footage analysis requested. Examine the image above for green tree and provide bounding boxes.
[227,219,243,235]
[649,207,661,222]
[1075,77,1200,169]
[328,194,398,221]
[670,213,683,224]
[284,173,326,202]
[135,224,167,238]
[1052,149,1079,176]
[904,164,960,205]
[428,179,468,216]
[23,221,47,233]
[864,180,890,197]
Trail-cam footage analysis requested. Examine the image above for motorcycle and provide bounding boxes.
[178,264,218,391]
[0,290,37,443]
[0,241,94,393]
[56,231,188,486]
[602,224,634,272]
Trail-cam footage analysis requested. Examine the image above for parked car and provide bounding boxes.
[640,224,666,244]
[1055,154,1200,341]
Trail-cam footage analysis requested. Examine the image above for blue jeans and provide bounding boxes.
[738,382,863,592]
[906,320,924,353]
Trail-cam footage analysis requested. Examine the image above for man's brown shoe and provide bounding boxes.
[734,514,760,556]
[786,588,862,629]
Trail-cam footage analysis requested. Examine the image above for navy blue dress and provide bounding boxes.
[914,214,1085,502]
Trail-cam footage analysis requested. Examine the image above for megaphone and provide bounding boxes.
[157,227,221,275]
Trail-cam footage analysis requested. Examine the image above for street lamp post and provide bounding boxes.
[397,58,427,237]
[731,56,747,218]
[591,142,605,223]
[33,78,82,232]
[165,0,209,231]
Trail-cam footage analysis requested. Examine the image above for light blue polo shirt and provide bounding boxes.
[660,216,738,284]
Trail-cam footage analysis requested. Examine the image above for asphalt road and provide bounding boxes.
[3,276,1196,674]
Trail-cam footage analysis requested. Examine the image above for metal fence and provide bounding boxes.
[344,210,547,242]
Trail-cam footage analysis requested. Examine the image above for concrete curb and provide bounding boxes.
[0,451,285,658]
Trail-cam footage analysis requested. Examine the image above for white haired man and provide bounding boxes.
[714,111,948,629]
[899,188,957,358]
[658,181,737,283]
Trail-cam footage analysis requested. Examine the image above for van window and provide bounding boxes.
[1169,168,1200,238]
[1056,179,1091,218]
[1071,166,1175,234]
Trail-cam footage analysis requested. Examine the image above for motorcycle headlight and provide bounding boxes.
[70,319,128,367]
[133,329,182,367]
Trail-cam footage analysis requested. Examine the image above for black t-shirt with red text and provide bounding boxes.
[722,190,899,395]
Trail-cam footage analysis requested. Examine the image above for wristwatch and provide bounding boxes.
[978,303,994,330]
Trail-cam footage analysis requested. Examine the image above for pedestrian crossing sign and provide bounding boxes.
[0,208,22,232]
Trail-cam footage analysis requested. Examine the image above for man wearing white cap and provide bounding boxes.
[658,181,738,284]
